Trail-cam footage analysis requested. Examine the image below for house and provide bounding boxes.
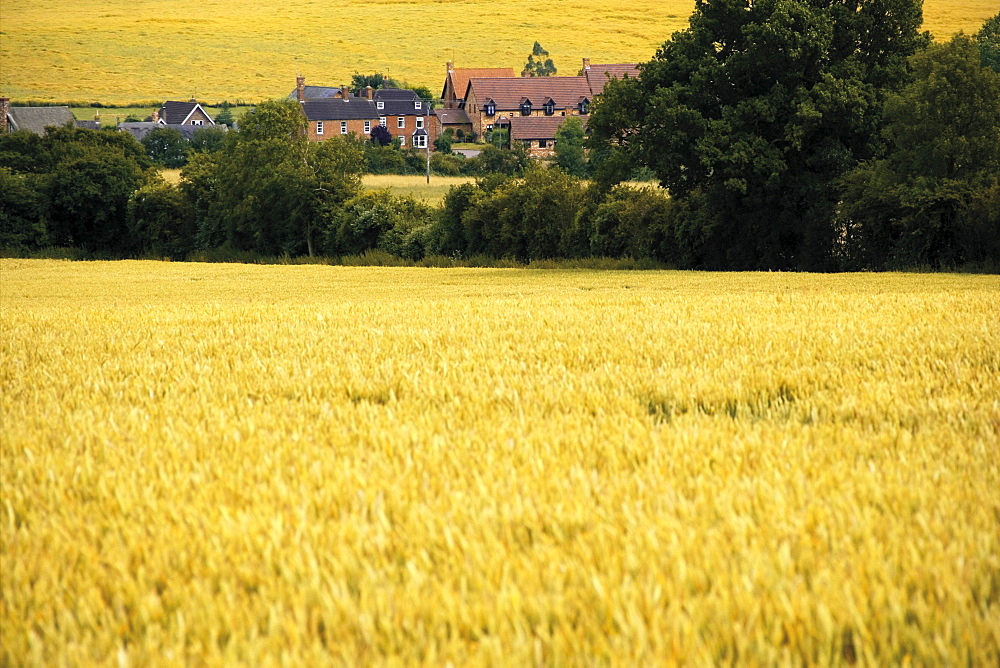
[1,99,77,134]
[509,115,589,157]
[461,76,592,140]
[581,58,640,97]
[372,88,439,148]
[300,88,381,142]
[441,62,516,109]
[155,100,215,126]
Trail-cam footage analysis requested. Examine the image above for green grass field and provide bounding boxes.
[2,0,994,104]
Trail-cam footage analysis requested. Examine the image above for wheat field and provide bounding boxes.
[1,260,998,664]
[1,0,996,103]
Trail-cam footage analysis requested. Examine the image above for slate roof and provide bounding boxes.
[509,115,588,141]
[159,101,215,125]
[6,106,76,134]
[301,99,379,122]
[288,85,349,100]
[119,122,228,141]
[443,67,516,101]
[373,88,427,116]
[583,63,640,96]
[75,120,102,130]
[465,77,591,111]
[436,108,472,126]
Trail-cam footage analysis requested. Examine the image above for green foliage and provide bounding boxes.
[434,128,454,154]
[128,182,196,258]
[525,42,557,77]
[554,117,587,177]
[190,126,228,154]
[323,189,435,258]
[838,34,1000,269]
[214,101,236,127]
[350,73,401,95]
[976,13,1000,73]
[0,167,46,249]
[588,0,928,270]
[141,127,190,167]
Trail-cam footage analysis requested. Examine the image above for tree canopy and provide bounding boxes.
[589,0,927,270]
[524,42,557,77]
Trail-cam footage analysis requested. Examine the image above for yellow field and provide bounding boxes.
[1,260,998,664]
[1,0,995,104]
[362,174,477,204]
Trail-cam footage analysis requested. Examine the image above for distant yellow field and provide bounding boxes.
[363,174,476,204]
[1,0,994,103]
[2,260,998,664]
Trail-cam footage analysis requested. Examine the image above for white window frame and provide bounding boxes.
[397,117,405,129]
[415,117,424,129]
[364,120,371,134]
[414,135,427,149]
[415,100,422,110]
[316,121,324,135]
[192,119,204,126]
[380,116,387,126]
[399,136,405,147]
[376,101,384,110]
[340,121,347,135]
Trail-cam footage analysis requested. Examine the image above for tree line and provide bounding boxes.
[2,5,998,270]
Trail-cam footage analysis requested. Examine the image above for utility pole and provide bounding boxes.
[425,96,431,184]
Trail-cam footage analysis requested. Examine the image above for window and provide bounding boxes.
[544,101,554,116]
[414,135,427,149]
[415,100,422,110]
[317,121,324,135]
[520,102,531,116]
[486,123,494,132]
[192,119,204,126]
[416,117,424,129]
[485,102,495,116]
[397,117,405,129]
[579,100,590,114]
[380,117,387,126]
[364,120,371,134]
[399,136,405,147]
[377,101,384,110]
[538,140,547,148]
[340,121,347,134]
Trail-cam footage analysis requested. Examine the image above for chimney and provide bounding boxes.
[296,75,305,102]
[152,109,160,123]
[0,97,9,133]
[365,85,374,100]
[341,86,350,100]
[447,60,454,74]
[583,57,591,70]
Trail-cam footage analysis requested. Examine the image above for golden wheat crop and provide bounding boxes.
[1,260,998,665]
[2,0,995,103]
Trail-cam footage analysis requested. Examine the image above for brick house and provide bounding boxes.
[373,88,440,148]
[461,76,593,140]
[509,115,589,157]
[155,100,215,126]
[441,62,516,109]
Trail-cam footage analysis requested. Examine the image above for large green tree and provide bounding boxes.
[976,12,1000,73]
[207,99,364,256]
[837,34,1000,269]
[589,0,927,270]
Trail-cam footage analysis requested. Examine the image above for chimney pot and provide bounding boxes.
[583,57,591,70]
[447,60,454,74]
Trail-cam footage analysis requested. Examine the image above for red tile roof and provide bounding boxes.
[584,64,640,96]
[509,115,588,141]
[445,68,516,101]
[466,77,591,111]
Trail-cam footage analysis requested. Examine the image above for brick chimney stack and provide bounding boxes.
[296,75,306,102]
[0,97,9,133]
[341,86,350,100]
[447,60,454,74]
[151,109,160,123]
[365,85,374,100]
[582,57,591,70]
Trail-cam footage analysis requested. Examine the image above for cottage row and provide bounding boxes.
[1,58,638,158]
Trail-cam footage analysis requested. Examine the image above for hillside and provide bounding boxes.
[1,0,996,104]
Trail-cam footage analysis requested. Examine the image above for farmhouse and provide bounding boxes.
[155,100,215,126]
[461,76,592,141]
[373,88,440,148]
[441,62,516,109]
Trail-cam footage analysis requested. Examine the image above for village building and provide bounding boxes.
[155,100,215,126]
[1,99,80,135]
[581,58,640,97]
[119,122,227,142]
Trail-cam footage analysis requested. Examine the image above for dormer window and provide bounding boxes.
[484,101,496,116]
[377,101,384,110]
[579,99,590,114]
[415,100,422,110]
[543,99,555,116]
[520,100,532,116]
